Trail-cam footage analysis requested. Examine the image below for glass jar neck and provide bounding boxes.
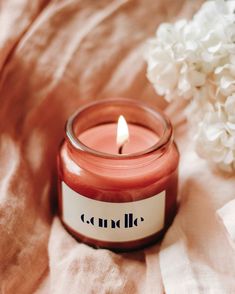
[65,98,173,169]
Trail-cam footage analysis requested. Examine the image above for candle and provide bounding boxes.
[57,98,179,251]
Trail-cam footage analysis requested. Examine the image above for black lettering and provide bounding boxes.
[103,219,108,228]
[124,214,128,228]
[111,219,120,228]
[81,214,144,228]
[129,213,133,228]
[98,218,103,227]
[81,214,85,223]
[90,217,94,225]
[134,218,138,226]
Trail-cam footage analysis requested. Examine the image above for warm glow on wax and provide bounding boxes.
[116,115,129,146]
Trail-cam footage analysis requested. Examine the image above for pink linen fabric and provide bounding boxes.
[1,0,235,293]
[217,200,235,249]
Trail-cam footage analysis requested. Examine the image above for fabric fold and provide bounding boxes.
[217,199,235,247]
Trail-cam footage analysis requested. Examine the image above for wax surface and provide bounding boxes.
[79,123,159,154]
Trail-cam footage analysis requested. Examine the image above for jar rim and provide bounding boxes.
[65,98,173,159]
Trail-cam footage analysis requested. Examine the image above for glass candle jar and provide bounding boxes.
[57,98,179,251]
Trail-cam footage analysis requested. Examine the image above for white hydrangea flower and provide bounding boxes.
[215,55,235,97]
[192,0,235,67]
[225,94,235,123]
[145,19,207,102]
[145,0,235,172]
[195,96,235,172]
[145,0,235,101]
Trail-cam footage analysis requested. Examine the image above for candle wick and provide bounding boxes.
[118,144,124,155]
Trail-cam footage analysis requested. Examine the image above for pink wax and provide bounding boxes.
[79,123,159,155]
[57,98,180,251]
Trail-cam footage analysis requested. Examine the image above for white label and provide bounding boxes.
[62,182,165,242]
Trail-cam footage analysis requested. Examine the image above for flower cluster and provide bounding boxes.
[145,0,235,172]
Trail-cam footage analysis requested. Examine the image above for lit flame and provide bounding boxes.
[116,115,129,146]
